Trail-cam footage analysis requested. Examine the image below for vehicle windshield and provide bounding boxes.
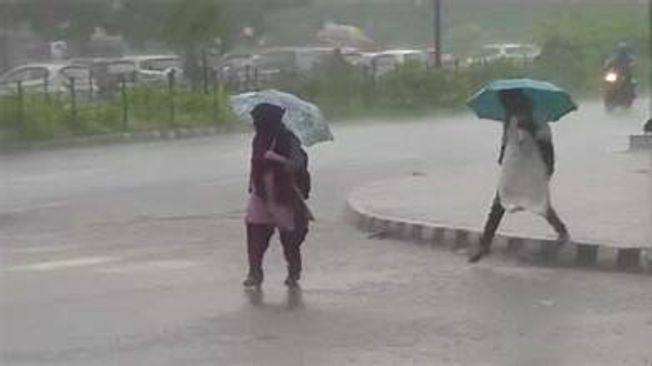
[1,67,49,83]
[403,53,423,63]
[504,45,534,56]
[475,46,502,58]
[140,58,179,71]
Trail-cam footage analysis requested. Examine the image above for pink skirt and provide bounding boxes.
[245,172,295,230]
[245,193,295,231]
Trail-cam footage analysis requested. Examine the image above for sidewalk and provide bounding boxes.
[348,137,651,273]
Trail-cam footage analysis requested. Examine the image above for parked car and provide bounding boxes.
[122,55,182,82]
[217,52,260,83]
[426,48,459,69]
[0,62,94,96]
[82,58,139,97]
[255,47,336,75]
[369,49,427,77]
[466,43,541,65]
[340,49,369,67]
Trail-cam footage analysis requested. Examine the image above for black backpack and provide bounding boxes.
[275,129,311,200]
[295,146,311,200]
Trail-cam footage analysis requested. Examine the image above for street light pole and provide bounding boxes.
[433,0,442,68]
[648,0,651,117]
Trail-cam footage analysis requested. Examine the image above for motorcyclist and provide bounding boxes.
[604,42,635,82]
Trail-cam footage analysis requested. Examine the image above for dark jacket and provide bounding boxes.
[250,127,307,204]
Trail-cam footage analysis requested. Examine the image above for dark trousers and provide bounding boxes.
[480,193,568,249]
[246,223,308,280]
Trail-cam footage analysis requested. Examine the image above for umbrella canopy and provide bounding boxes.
[230,89,334,147]
[467,78,578,123]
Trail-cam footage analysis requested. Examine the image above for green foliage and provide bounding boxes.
[162,0,223,47]
[2,62,525,143]
[532,5,649,94]
[276,62,528,120]
[109,0,178,47]
[266,0,649,96]
[12,0,112,42]
[0,84,233,144]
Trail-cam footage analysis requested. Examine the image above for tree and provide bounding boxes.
[163,0,223,87]
[162,0,222,46]
[220,0,312,49]
[110,0,312,51]
[14,0,113,52]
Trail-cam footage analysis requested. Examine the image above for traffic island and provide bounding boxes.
[347,173,651,275]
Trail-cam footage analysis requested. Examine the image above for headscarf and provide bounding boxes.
[249,103,295,204]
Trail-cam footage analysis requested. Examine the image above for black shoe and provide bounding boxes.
[468,245,490,263]
[284,276,300,288]
[556,232,571,245]
[243,273,263,288]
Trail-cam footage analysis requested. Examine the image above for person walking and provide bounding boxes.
[243,103,312,288]
[469,89,570,263]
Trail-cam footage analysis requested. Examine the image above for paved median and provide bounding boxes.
[348,146,651,273]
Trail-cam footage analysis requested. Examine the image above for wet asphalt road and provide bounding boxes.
[1,103,651,365]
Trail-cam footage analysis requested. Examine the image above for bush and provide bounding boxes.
[274,61,531,120]
[0,83,235,144]
[532,7,650,94]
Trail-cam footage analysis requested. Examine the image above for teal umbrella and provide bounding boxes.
[467,79,578,123]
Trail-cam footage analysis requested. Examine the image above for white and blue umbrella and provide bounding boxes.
[230,89,334,147]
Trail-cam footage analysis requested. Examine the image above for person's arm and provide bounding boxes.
[264,133,305,172]
[537,140,555,176]
[536,125,555,176]
[264,149,290,164]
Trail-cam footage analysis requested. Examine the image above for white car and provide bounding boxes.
[0,63,94,96]
[218,53,260,82]
[467,43,541,65]
[341,49,369,67]
[122,55,182,82]
[255,47,336,75]
[369,49,427,77]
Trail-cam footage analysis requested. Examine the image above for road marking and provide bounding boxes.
[4,256,119,272]
[0,245,76,254]
[2,200,71,214]
[97,260,198,274]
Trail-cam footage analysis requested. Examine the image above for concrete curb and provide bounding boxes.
[0,124,247,154]
[629,134,652,150]
[347,191,651,275]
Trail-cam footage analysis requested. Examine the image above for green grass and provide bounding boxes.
[2,0,649,144]
[0,85,234,144]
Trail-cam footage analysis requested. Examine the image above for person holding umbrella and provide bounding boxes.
[231,90,332,287]
[467,80,576,263]
[243,103,313,288]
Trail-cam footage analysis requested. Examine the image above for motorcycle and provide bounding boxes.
[603,68,635,112]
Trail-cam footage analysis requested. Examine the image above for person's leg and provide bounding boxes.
[469,193,506,263]
[244,223,274,287]
[545,206,569,242]
[280,225,308,287]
